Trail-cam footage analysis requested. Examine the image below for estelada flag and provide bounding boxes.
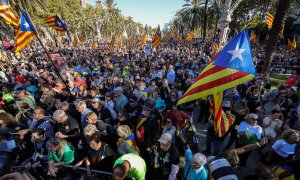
[15,10,36,53]
[152,25,161,48]
[44,15,67,32]
[0,0,18,26]
[210,91,235,137]
[265,12,274,29]
[178,29,256,105]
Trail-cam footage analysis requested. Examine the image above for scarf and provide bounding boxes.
[125,132,140,154]
[136,113,147,142]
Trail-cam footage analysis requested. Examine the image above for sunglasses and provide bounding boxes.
[251,118,258,121]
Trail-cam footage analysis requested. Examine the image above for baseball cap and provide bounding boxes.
[96,120,107,131]
[129,95,138,103]
[158,133,172,144]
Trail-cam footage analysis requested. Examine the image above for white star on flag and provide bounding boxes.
[228,43,246,63]
[24,22,29,28]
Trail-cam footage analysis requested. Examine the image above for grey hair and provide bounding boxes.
[248,113,258,120]
[191,153,207,170]
[78,101,87,108]
[53,110,66,119]
[84,124,98,136]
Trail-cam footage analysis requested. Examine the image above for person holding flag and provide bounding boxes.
[178,29,256,142]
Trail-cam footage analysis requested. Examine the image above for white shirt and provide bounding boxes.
[237,121,262,140]
[272,139,296,158]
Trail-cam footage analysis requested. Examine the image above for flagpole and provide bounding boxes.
[14,3,72,95]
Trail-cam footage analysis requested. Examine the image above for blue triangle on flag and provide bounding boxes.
[212,29,256,75]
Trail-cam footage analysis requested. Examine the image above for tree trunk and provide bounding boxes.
[202,0,209,40]
[219,1,232,46]
[262,0,291,78]
[217,0,244,46]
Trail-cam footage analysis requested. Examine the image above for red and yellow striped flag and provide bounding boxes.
[117,36,122,49]
[109,36,115,52]
[211,42,219,53]
[265,12,274,29]
[0,0,18,26]
[152,25,161,48]
[92,41,97,49]
[210,92,235,137]
[177,30,256,105]
[177,34,182,42]
[288,36,296,50]
[73,33,79,48]
[186,32,196,42]
[15,10,36,53]
[130,36,135,48]
[79,37,85,43]
[141,37,146,46]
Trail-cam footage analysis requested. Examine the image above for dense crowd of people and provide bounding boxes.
[0,38,299,180]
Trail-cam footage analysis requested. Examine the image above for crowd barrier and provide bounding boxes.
[12,165,112,179]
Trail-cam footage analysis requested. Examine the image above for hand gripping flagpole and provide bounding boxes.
[14,3,72,95]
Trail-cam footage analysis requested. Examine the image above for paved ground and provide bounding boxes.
[193,122,260,179]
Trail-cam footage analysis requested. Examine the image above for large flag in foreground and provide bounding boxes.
[210,92,235,137]
[152,25,161,48]
[44,15,67,32]
[0,0,18,26]
[15,10,36,53]
[178,29,256,105]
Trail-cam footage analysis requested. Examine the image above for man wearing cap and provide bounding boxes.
[135,100,160,164]
[152,133,180,180]
[114,87,128,113]
[124,95,143,126]
[91,98,112,124]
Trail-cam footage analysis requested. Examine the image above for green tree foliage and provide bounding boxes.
[1,0,142,40]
